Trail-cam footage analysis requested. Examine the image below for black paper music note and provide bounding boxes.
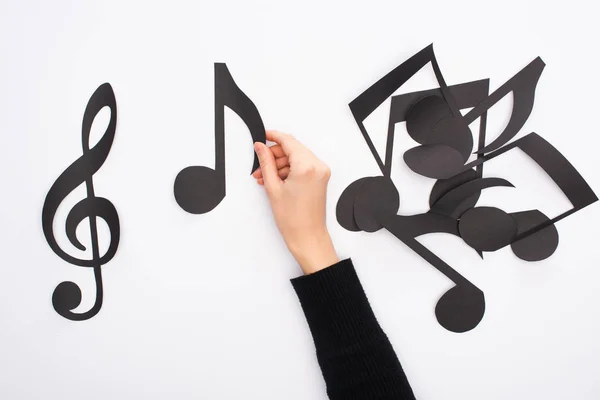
[174,63,266,214]
[345,176,486,332]
[340,46,494,331]
[338,44,597,333]
[42,83,120,321]
[462,132,598,235]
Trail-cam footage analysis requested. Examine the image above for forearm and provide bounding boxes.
[291,259,416,400]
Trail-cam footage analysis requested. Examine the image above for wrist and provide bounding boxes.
[288,230,339,275]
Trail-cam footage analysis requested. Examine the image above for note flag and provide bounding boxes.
[174,63,266,214]
[42,83,120,321]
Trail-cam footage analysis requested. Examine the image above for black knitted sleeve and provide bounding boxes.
[291,259,416,400]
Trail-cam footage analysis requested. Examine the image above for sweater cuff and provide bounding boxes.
[291,259,383,347]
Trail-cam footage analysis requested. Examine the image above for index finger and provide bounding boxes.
[266,130,304,156]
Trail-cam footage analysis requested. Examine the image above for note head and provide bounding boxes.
[430,116,473,161]
[459,206,517,252]
[405,95,473,161]
[403,144,465,180]
[510,210,559,261]
[435,284,485,333]
[336,177,368,232]
[174,166,225,214]
[353,177,399,233]
[406,95,451,144]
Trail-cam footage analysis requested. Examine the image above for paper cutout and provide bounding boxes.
[510,210,559,261]
[406,95,473,161]
[461,133,598,234]
[466,58,545,154]
[383,213,459,237]
[403,143,465,179]
[434,283,485,334]
[389,79,491,124]
[381,214,485,333]
[431,177,514,218]
[406,95,452,144]
[336,44,597,333]
[42,83,120,321]
[349,44,455,176]
[336,177,368,232]
[458,207,518,252]
[355,192,486,333]
[174,63,266,214]
[402,58,545,180]
[429,169,479,207]
[389,78,492,180]
[431,116,474,161]
[354,177,399,233]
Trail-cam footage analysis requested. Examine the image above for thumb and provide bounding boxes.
[254,142,280,191]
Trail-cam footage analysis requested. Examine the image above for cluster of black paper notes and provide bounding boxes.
[42,45,596,330]
[336,44,597,332]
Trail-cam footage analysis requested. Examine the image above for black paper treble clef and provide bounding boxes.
[42,83,120,321]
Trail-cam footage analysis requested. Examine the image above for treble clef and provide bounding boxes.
[41,83,120,321]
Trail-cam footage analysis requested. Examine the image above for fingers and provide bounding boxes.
[266,130,304,156]
[269,144,285,159]
[278,166,290,180]
[255,130,321,186]
[256,167,289,186]
[252,143,286,179]
[254,142,280,191]
[252,156,289,179]
[266,129,286,143]
[254,166,291,181]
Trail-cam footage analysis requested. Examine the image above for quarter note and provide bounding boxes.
[174,63,266,214]
[41,83,120,321]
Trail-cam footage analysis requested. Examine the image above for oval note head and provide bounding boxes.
[459,206,517,252]
[430,116,473,161]
[406,95,452,144]
[336,177,368,232]
[353,176,400,233]
[510,210,559,262]
[435,284,485,333]
[52,281,82,314]
[403,144,465,180]
[174,166,226,214]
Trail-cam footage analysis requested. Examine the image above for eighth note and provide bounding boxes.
[42,83,120,321]
[174,63,266,214]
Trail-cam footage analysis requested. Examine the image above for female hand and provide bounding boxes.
[253,130,339,274]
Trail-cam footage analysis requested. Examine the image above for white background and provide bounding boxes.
[1,1,599,399]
